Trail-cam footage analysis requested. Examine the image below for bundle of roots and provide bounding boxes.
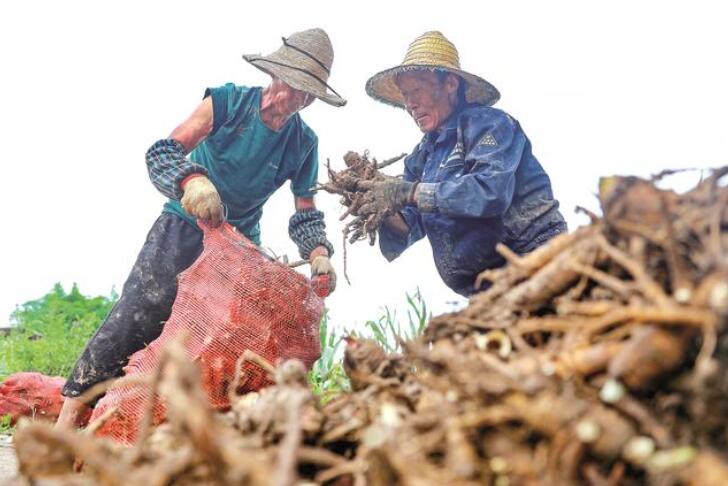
[315,150,406,246]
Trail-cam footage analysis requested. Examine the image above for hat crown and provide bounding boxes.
[244,28,346,107]
[364,30,500,109]
[401,31,461,70]
[271,27,334,82]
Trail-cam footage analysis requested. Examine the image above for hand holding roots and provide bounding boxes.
[314,150,406,245]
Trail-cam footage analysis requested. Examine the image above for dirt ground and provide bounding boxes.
[0,435,18,481]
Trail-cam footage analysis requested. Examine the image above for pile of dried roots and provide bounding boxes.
[9,167,728,486]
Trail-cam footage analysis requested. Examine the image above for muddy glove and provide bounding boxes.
[181,176,224,227]
[357,179,418,216]
[310,255,337,297]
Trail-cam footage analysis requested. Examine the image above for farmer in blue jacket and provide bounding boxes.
[360,31,567,296]
[55,28,344,429]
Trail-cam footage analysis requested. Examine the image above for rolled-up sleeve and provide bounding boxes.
[419,112,525,218]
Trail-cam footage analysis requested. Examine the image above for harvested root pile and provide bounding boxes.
[315,150,405,245]
[10,167,728,485]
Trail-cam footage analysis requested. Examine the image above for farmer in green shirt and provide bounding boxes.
[56,28,344,429]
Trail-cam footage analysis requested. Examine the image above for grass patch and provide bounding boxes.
[308,289,430,400]
[363,288,429,353]
[0,414,13,434]
[308,310,351,402]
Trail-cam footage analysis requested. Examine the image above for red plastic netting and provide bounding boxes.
[90,223,323,444]
[0,372,70,424]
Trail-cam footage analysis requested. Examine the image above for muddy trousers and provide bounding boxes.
[62,213,203,399]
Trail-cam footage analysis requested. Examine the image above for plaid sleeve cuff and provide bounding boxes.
[145,139,209,200]
[288,209,334,259]
[416,182,438,212]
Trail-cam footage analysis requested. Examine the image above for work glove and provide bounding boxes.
[357,178,418,216]
[181,176,224,227]
[310,255,337,297]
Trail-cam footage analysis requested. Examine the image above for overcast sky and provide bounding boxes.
[2,0,727,336]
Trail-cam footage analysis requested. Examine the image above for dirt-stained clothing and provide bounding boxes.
[62,213,202,399]
[64,83,333,399]
[379,104,567,296]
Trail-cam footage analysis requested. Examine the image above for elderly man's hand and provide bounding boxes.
[181,176,224,227]
[357,178,418,216]
[310,252,337,296]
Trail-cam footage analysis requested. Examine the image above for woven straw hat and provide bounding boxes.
[366,31,499,109]
[243,28,346,107]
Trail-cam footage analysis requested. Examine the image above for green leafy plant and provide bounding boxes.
[0,283,117,380]
[308,310,350,401]
[363,288,430,353]
[0,414,13,434]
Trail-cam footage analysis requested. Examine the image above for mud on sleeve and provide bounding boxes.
[378,207,425,261]
[288,208,334,259]
[379,153,426,260]
[145,139,208,200]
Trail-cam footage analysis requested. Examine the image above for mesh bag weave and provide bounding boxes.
[0,372,70,424]
[90,223,323,444]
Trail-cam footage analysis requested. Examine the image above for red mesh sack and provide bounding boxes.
[0,372,71,424]
[91,223,323,444]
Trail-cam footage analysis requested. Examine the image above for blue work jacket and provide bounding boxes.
[379,104,567,296]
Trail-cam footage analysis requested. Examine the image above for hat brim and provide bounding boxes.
[243,55,346,107]
[365,64,500,109]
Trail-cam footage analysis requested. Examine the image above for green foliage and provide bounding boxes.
[308,289,430,400]
[0,283,117,380]
[362,288,430,353]
[308,310,350,402]
[0,414,13,434]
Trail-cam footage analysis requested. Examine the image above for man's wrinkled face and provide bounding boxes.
[272,78,315,117]
[395,71,457,133]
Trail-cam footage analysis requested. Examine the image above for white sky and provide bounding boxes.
[2,1,727,336]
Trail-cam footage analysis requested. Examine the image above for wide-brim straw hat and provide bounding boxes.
[243,28,346,107]
[366,31,499,109]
